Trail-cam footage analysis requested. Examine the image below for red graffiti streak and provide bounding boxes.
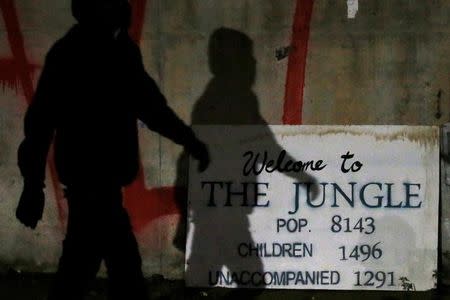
[129,0,147,44]
[0,0,68,228]
[0,0,34,102]
[283,0,314,125]
[0,58,39,94]
[123,168,180,230]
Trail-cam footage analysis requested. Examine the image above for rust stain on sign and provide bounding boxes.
[278,126,439,148]
[230,126,439,149]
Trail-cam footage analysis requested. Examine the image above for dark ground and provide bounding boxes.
[1,272,449,300]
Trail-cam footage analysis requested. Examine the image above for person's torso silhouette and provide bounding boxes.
[16,1,209,299]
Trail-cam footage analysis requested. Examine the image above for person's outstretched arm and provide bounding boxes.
[16,49,59,229]
[253,114,320,201]
[132,45,209,172]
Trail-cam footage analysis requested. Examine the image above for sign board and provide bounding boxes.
[185,125,439,291]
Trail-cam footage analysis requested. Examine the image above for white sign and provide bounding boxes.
[186,125,439,291]
[347,0,359,19]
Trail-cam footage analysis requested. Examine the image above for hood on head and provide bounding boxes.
[208,27,256,85]
[72,0,131,30]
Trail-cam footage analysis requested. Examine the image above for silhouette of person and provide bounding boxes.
[175,28,317,297]
[15,1,209,299]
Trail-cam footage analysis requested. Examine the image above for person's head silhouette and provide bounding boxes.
[72,0,131,32]
[208,27,256,87]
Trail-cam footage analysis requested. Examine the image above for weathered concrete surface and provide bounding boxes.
[303,0,450,125]
[0,272,446,300]
[0,0,449,284]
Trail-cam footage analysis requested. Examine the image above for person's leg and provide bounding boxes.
[224,243,265,299]
[48,188,103,300]
[102,188,148,300]
[184,226,220,299]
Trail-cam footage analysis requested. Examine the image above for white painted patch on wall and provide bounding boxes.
[347,0,358,18]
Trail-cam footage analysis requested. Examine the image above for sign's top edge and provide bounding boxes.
[191,125,439,147]
[191,125,440,129]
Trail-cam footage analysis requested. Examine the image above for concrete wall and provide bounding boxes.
[0,0,449,280]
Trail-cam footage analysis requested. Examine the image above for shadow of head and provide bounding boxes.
[208,27,256,87]
[72,0,131,31]
[191,27,261,125]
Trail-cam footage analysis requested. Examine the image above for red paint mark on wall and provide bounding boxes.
[0,0,33,102]
[0,58,39,94]
[283,0,314,125]
[123,168,180,231]
[0,0,68,228]
[129,0,148,43]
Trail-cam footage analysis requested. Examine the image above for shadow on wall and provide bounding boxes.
[173,28,318,291]
[173,28,262,251]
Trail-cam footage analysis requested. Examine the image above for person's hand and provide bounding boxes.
[188,139,210,172]
[16,183,45,229]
